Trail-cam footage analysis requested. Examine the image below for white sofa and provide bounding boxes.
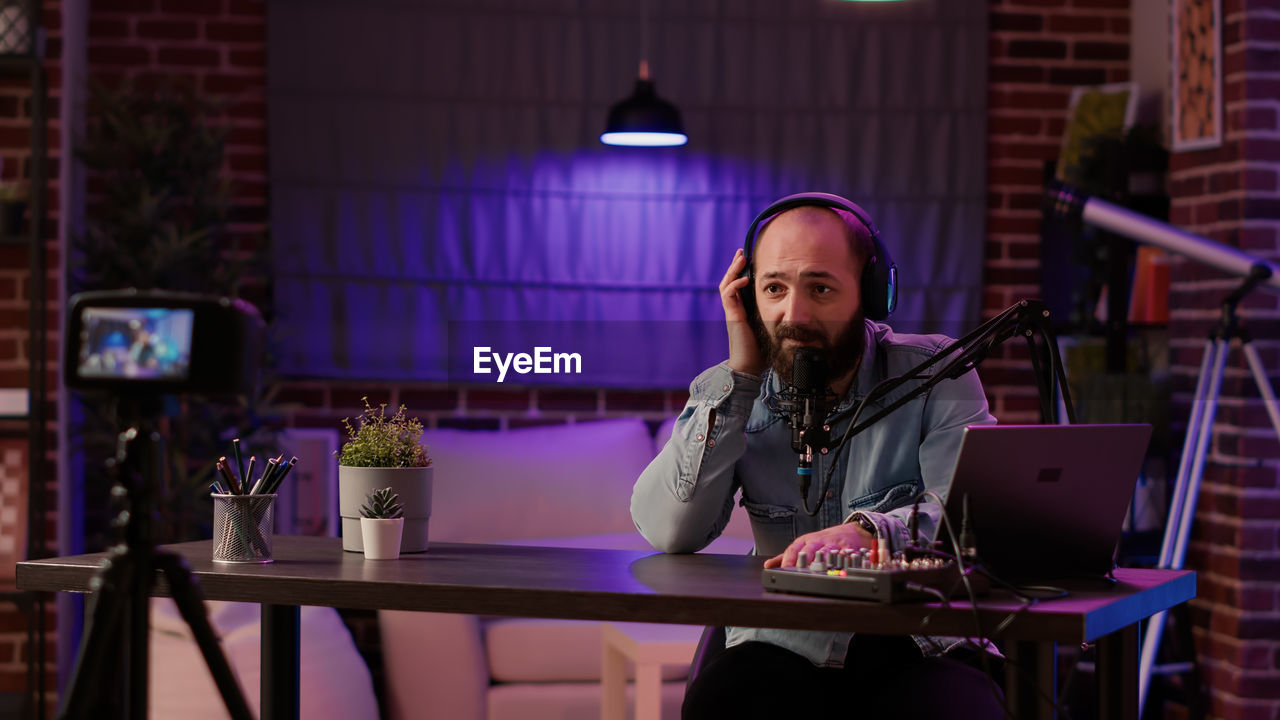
[379,417,754,720]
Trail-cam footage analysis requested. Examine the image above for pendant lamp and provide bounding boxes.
[601,60,687,147]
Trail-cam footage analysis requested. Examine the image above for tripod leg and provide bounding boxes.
[58,555,133,720]
[1140,337,1225,715]
[153,552,255,720]
[1241,342,1280,443]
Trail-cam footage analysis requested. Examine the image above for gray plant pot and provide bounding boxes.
[338,466,433,552]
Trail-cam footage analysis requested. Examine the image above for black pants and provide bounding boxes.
[682,635,1005,720]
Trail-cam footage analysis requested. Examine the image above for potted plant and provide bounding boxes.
[359,487,405,560]
[336,398,433,552]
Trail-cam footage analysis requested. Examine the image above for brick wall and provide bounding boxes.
[1167,2,1280,719]
[984,0,1131,423]
[0,0,61,711]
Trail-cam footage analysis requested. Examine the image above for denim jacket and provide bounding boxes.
[630,319,996,667]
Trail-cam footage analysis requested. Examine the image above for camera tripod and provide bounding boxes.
[58,410,253,720]
[1138,269,1280,714]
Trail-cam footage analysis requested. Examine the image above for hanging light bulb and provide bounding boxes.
[601,60,688,147]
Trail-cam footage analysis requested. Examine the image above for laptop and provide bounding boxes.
[938,423,1153,581]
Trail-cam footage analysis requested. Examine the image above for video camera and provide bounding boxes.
[65,289,265,396]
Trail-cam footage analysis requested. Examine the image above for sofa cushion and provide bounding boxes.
[425,418,655,543]
[149,599,377,719]
[485,618,697,683]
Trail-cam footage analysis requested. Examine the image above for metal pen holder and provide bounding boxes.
[212,494,275,563]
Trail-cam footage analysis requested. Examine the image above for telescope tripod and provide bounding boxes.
[58,417,252,720]
[1138,270,1280,715]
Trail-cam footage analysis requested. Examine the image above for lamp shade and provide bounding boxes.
[600,77,687,147]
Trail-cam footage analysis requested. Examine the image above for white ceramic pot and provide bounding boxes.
[360,517,405,560]
[338,466,433,552]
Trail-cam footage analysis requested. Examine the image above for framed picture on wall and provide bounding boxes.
[1171,0,1222,151]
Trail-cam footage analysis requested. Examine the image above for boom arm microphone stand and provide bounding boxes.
[1046,181,1280,715]
[58,395,253,720]
[808,299,1077,515]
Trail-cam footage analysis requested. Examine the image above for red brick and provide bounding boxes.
[136,20,199,41]
[991,12,1044,31]
[159,0,221,13]
[1004,0,1067,6]
[156,46,221,67]
[1007,39,1068,60]
[1071,0,1128,7]
[536,389,598,413]
[1046,14,1108,33]
[331,389,393,413]
[507,417,568,429]
[989,115,1042,136]
[990,64,1046,83]
[604,390,665,413]
[1243,169,1277,192]
[989,88,1070,110]
[88,18,130,38]
[989,140,1062,161]
[397,389,459,412]
[467,389,531,412]
[1074,41,1129,61]
[229,49,265,68]
[987,214,1042,234]
[93,0,155,11]
[435,417,500,431]
[206,21,265,44]
[988,164,1045,187]
[227,0,266,16]
[203,73,258,95]
[270,385,327,409]
[1048,67,1109,85]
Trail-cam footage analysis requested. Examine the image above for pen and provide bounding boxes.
[250,458,277,495]
[265,456,297,495]
[245,455,256,492]
[232,438,246,486]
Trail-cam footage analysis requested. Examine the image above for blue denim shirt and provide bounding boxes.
[631,319,996,668]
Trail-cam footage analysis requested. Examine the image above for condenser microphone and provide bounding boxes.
[787,347,830,500]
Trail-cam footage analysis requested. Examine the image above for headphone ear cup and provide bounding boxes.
[860,237,898,321]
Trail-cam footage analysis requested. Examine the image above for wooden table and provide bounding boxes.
[18,536,1195,720]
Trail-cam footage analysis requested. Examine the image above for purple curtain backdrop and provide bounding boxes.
[267,0,987,388]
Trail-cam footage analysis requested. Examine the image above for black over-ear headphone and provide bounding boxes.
[740,192,898,321]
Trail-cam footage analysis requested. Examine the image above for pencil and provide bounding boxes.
[217,457,241,495]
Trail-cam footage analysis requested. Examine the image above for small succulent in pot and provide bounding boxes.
[360,487,405,520]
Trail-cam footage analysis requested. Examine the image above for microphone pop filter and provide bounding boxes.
[792,347,826,393]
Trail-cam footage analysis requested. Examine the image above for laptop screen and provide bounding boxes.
[937,423,1153,580]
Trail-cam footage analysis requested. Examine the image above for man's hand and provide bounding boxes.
[763,523,876,569]
[721,249,765,377]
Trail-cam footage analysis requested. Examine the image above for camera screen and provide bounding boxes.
[77,306,195,381]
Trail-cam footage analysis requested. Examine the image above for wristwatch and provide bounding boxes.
[849,512,878,538]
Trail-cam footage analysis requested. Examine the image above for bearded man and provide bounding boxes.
[631,193,1004,719]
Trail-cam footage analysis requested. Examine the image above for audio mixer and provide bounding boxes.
[762,548,989,604]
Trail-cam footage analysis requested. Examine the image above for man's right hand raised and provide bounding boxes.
[720,249,765,377]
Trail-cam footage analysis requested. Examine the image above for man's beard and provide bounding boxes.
[752,315,866,387]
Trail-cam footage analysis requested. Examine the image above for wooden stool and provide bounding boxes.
[601,622,702,720]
